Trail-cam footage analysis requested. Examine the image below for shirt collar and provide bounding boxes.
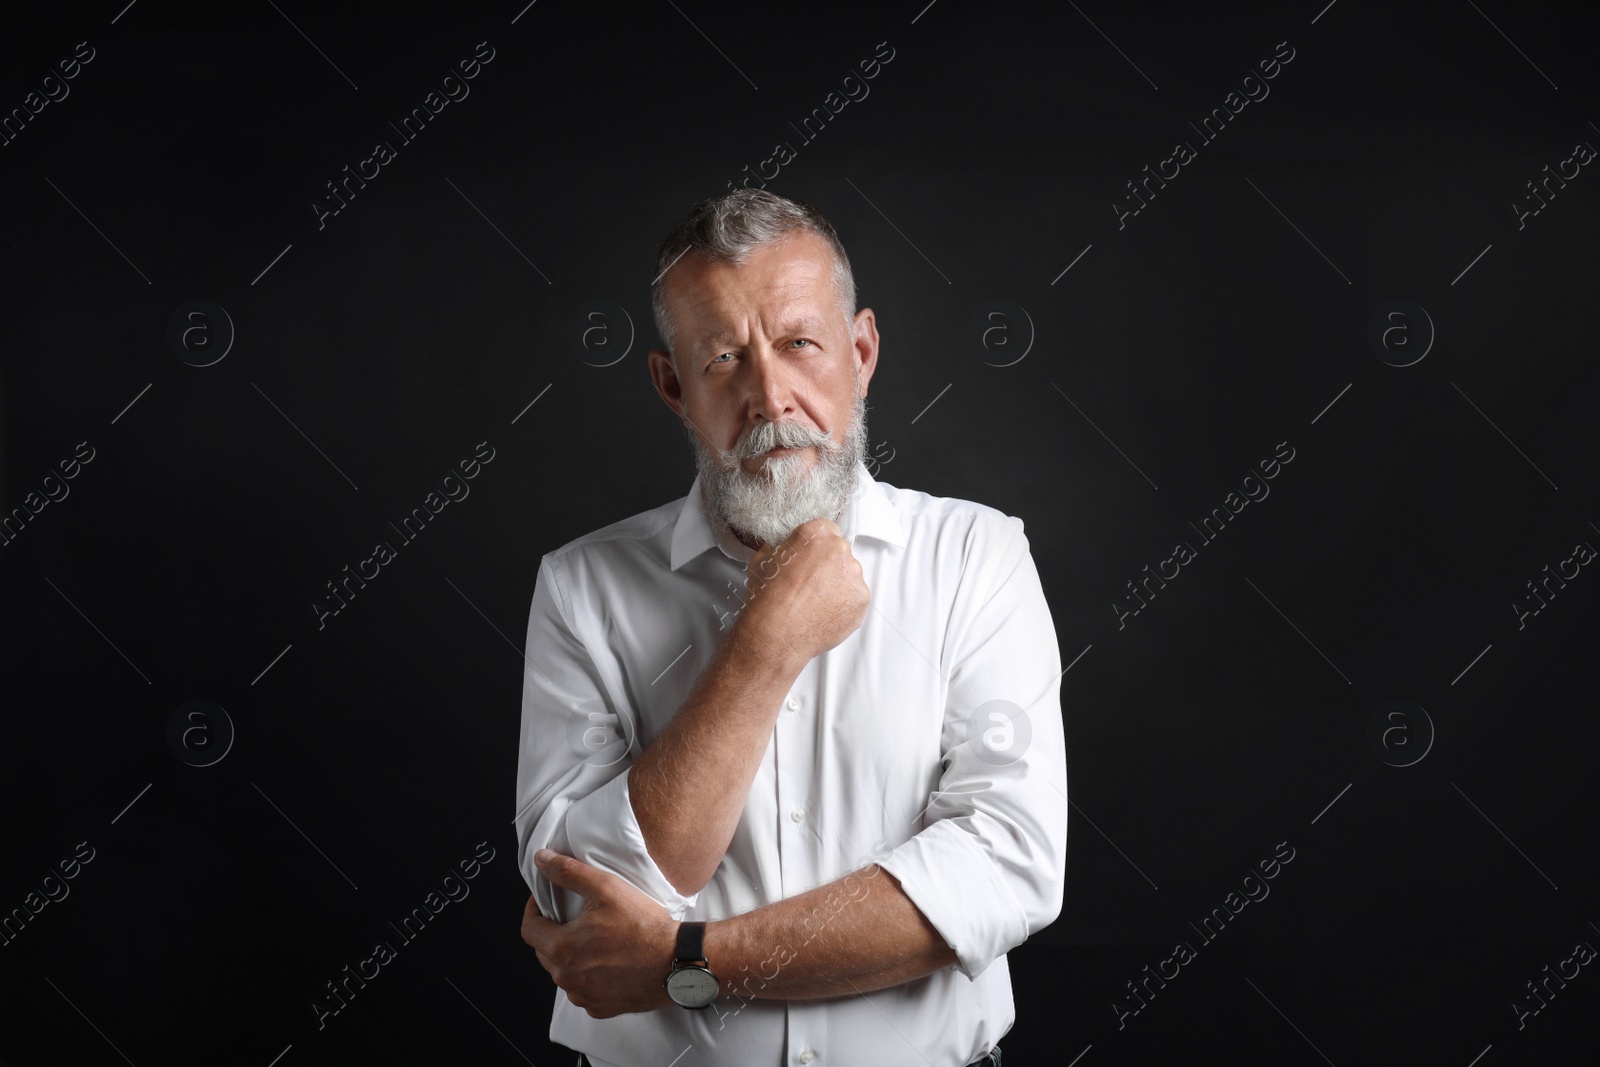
[670,459,905,570]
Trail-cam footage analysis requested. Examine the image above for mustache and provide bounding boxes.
[722,420,841,463]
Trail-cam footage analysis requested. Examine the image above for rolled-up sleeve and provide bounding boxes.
[875,514,1068,980]
[513,554,699,923]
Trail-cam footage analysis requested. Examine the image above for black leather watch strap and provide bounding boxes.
[675,920,706,963]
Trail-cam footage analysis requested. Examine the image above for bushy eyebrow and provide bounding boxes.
[699,316,830,347]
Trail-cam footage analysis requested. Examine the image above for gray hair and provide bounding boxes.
[650,189,857,365]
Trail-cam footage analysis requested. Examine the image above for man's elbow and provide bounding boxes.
[1030,879,1065,935]
[1017,847,1066,937]
[660,861,716,900]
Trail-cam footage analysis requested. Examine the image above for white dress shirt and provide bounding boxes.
[514,459,1067,1067]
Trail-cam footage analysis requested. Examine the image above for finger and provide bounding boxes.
[802,518,838,543]
[748,545,780,582]
[521,910,557,949]
[748,551,775,584]
[533,849,599,895]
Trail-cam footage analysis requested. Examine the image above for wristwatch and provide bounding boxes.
[664,921,719,1009]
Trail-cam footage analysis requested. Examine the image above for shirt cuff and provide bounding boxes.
[875,815,1030,980]
[540,766,700,923]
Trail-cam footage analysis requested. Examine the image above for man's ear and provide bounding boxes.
[648,347,686,419]
[850,308,880,395]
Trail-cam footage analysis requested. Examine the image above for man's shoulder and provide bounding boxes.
[540,490,686,570]
[876,476,1024,545]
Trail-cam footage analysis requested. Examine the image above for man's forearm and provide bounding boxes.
[628,626,803,896]
[701,864,959,1005]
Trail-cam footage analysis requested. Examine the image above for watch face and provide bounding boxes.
[666,965,719,1008]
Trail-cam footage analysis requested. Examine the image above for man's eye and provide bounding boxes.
[792,339,811,348]
[711,352,733,364]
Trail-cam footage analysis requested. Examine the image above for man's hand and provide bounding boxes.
[737,517,869,669]
[520,849,679,1018]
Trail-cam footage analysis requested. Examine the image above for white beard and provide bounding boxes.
[688,388,868,549]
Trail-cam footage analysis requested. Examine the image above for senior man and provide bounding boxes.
[514,188,1067,1067]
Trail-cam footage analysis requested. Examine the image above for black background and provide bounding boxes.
[3,1,1599,1064]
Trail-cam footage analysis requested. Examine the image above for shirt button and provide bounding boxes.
[790,808,806,822]
[799,1050,816,1064]
[786,697,801,711]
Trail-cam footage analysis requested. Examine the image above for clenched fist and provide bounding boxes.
[734,517,870,672]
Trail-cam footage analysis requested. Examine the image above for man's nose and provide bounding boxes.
[745,349,795,421]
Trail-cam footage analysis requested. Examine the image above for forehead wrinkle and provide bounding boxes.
[680,245,830,306]
[689,302,835,348]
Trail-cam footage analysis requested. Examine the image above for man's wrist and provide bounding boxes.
[725,614,808,682]
[664,919,722,1009]
[700,916,738,998]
